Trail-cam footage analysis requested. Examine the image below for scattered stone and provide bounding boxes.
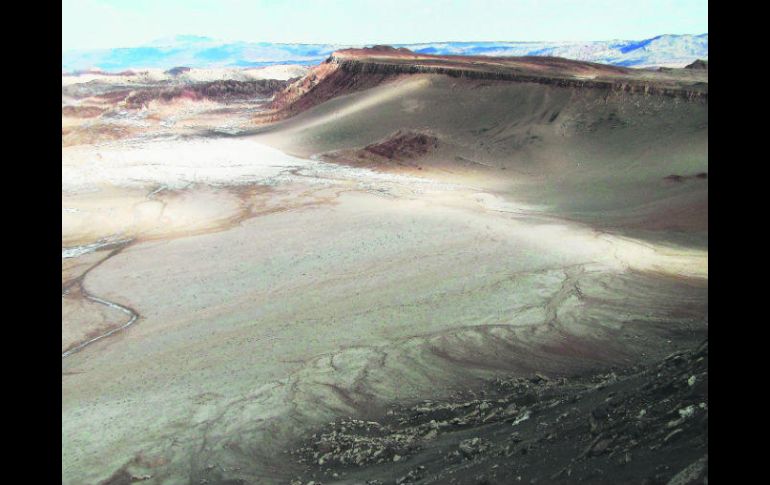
[530,373,549,384]
[396,466,426,484]
[502,403,519,417]
[678,405,695,419]
[459,438,491,458]
[512,410,531,426]
[287,340,707,484]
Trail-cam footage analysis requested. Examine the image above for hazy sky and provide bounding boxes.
[62,0,708,51]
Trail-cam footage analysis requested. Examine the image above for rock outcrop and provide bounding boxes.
[124,79,291,108]
[685,59,708,70]
[363,131,439,160]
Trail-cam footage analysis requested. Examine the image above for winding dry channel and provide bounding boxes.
[62,241,140,358]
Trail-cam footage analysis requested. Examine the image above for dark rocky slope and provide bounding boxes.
[684,60,708,70]
[286,341,708,484]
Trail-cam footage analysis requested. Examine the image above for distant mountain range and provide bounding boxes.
[62,33,708,72]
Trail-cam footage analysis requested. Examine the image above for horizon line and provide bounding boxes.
[62,32,708,54]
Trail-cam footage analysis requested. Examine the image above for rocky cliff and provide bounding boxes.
[261,49,707,123]
[328,55,708,100]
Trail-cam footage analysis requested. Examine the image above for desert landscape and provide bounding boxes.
[62,43,707,484]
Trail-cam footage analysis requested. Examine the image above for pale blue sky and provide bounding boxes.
[62,0,708,51]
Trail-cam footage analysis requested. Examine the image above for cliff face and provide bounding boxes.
[262,49,707,123]
[328,55,708,100]
[266,59,400,117]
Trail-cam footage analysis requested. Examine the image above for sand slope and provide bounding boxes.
[254,67,706,244]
